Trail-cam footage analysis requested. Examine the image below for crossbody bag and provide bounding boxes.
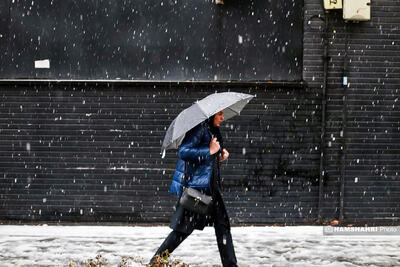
[179,161,213,215]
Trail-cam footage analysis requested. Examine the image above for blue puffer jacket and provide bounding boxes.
[169,123,214,196]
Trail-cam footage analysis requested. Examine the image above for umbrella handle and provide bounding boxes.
[205,123,223,155]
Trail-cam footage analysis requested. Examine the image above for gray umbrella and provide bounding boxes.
[162,92,255,151]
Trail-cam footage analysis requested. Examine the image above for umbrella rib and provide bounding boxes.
[226,106,239,115]
[197,103,212,117]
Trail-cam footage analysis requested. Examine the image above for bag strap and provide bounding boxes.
[204,123,223,192]
[182,161,189,188]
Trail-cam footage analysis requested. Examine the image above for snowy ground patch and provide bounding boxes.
[0,225,399,266]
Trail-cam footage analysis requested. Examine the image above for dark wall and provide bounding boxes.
[0,0,303,81]
[1,0,400,225]
[0,83,320,223]
[304,0,400,224]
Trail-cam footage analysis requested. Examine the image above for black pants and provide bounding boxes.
[151,216,238,267]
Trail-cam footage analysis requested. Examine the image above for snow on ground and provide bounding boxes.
[0,225,399,267]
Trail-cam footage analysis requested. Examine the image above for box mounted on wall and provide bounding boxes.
[343,0,371,21]
[323,0,342,10]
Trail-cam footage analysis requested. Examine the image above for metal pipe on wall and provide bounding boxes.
[306,4,329,224]
[339,23,349,223]
[318,13,329,224]
[313,5,329,224]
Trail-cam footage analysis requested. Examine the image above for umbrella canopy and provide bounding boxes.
[162,92,255,151]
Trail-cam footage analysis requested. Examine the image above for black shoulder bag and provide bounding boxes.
[179,161,213,215]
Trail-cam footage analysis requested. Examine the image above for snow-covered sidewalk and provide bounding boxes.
[0,225,399,266]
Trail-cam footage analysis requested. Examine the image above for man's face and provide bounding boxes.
[213,110,224,127]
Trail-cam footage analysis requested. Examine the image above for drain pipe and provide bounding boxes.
[317,12,329,224]
[339,24,349,224]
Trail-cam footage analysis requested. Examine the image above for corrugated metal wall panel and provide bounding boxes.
[304,0,400,224]
[0,83,321,224]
